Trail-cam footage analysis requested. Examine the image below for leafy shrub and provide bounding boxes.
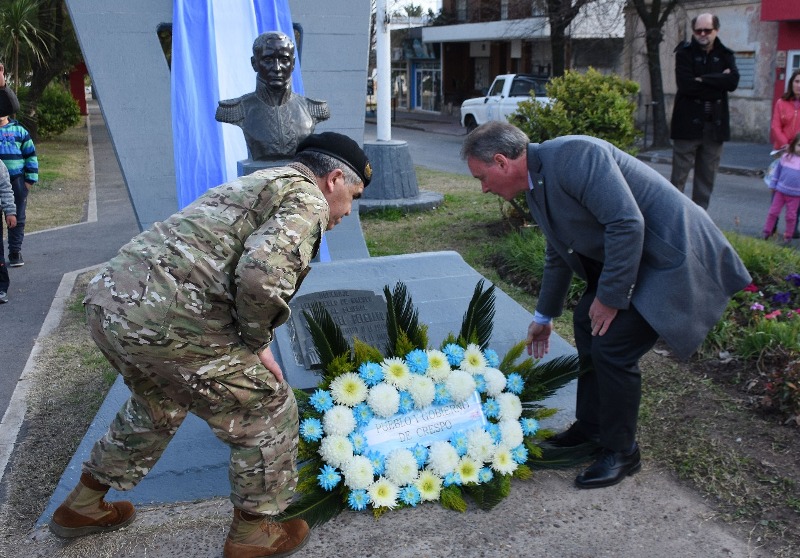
[36,82,81,140]
[763,361,800,420]
[511,68,640,154]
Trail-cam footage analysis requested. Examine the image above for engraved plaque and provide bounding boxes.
[288,290,389,369]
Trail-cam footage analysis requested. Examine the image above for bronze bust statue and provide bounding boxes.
[215,31,330,161]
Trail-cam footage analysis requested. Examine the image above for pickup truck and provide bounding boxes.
[460,74,549,132]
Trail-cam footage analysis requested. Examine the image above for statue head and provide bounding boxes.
[251,31,295,93]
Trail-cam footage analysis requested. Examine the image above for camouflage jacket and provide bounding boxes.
[85,165,329,351]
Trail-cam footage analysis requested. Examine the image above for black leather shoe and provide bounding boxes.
[547,422,597,448]
[574,444,641,489]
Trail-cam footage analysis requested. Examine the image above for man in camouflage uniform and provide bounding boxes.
[49,132,371,558]
[216,31,330,161]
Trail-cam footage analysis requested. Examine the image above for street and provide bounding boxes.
[365,122,772,240]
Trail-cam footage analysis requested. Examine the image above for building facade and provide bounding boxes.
[422,0,625,111]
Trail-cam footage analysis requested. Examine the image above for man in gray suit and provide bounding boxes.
[462,121,751,489]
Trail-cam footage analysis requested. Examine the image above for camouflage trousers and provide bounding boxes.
[83,304,298,515]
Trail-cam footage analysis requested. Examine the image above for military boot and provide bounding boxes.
[223,508,310,558]
[49,472,136,538]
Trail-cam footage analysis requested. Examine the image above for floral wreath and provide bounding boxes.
[281,281,580,524]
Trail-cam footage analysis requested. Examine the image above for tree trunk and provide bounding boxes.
[644,28,671,148]
[550,23,568,77]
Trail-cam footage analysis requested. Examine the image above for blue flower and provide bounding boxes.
[299,418,323,442]
[349,431,367,454]
[478,467,494,483]
[365,450,385,476]
[398,391,415,414]
[485,423,502,443]
[506,373,524,395]
[411,444,429,468]
[511,444,529,464]
[474,374,487,394]
[405,349,429,374]
[433,383,451,405]
[786,273,800,287]
[309,389,334,413]
[772,291,792,305]
[483,348,500,368]
[443,472,462,487]
[442,343,465,367]
[352,403,374,427]
[399,485,421,506]
[450,432,468,456]
[482,398,499,419]
[358,362,384,387]
[317,465,341,491]
[347,489,369,511]
[521,417,540,436]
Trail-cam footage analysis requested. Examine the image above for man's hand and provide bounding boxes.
[527,321,552,359]
[588,297,618,336]
[258,345,284,383]
[5,214,16,228]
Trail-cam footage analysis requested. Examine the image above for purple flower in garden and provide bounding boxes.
[750,303,764,311]
[771,291,792,305]
[786,273,800,287]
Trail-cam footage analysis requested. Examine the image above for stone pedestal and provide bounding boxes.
[238,158,292,176]
[360,140,443,213]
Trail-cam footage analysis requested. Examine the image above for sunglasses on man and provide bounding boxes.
[694,28,715,35]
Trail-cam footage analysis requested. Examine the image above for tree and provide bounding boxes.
[544,0,595,77]
[629,0,680,148]
[2,0,82,139]
[0,0,53,90]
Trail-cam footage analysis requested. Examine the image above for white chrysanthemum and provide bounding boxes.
[497,392,523,421]
[322,405,356,436]
[342,455,375,490]
[425,349,451,382]
[329,372,368,407]
[483,367,507,397]
[385,448,420,485]
[367,383,400,418]
[381,357,411,389]
[319,435,354,469]
[408,375,436,408]
[491,444,519,475]
[427,440,460,476]
[466,428,496,463]
[415,469,443,502]
[456,456,480,484]
[459,343,487,374]
[445,370,477,403]
[368,477,398,509]
[499,420,524,448]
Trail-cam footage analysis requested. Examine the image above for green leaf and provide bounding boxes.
[528,443,599,469]
[278,486,345,528]
[499,340,526,373]
[463,474,509,510]
[520,354,581,404]
[303,302,350,371]
[384,282,427,356]
[459,280,496,350]
[439,485,468,512]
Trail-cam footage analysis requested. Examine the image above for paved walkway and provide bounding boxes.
[0,105,773,557]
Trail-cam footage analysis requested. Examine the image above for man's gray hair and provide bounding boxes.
[293,150,362,186]
[461,121,529,164]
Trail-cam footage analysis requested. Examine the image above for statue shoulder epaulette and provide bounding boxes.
[215,97,245,124]
[305,97,331,122]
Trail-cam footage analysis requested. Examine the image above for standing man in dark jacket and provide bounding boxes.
[670,13,739,210]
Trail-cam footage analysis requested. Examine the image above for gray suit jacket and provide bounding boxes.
[524,135,751,359]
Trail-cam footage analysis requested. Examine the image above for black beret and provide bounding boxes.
[0,89,19,118]
[296,132,372,186]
